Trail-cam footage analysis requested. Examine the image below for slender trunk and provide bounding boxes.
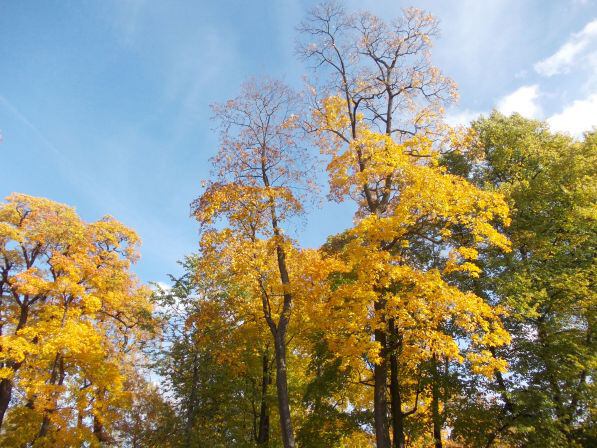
[256,351,271,445]
[0,304,29,430]
[38,417,51,441]
[389,356,405,448]
[92,391,114,444]
[93,413,111,443]
[38,301,71,440]
[0,380,12,429]
[274,332,295,448]
[388,321,405,448]
[431,356,443,448]
[373,319,390,448]
[262,147,295,448]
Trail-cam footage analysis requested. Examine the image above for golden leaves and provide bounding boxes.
[0,194,156,444]
[311,98,512,382]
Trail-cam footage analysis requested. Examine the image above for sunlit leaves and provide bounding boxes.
[0,194,156,446]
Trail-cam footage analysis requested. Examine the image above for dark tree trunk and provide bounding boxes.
[262,149,296,448]
[373,324,390,448]
[37,354,65,439]
[0,379,12,429]
[256,352,271,445]
[273,332,295,448]
[93,414,112,443]
[431,356,443,448]
[389,339,405,447]
[389,359,405,448]
[184,351,199,447]
[0,304,30,430]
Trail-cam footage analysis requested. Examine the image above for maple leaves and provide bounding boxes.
[3,3,592,447]
[181,5,515,447]
[191,78,313,448]
[186,78,512,446]
[320,125,510,362]
[0,194,156,446]
[306,88,512,445]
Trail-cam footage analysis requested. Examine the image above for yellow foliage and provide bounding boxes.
[311,98,512,423]
[0,194,156,446]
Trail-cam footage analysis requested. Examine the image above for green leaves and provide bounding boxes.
[447,113,597,447]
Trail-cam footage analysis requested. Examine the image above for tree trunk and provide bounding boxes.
[374,325,390,448]
[389,350,405,446]
[262,154,296,448]
[256,352,271,445]
[184,351,199,447]
[274,332,295,448]
[0,304,30,430]
[389,360,406,448]
[431,356,443,448]
[0,379,12,429]
[93,414,112,443]
[37,354,66,439]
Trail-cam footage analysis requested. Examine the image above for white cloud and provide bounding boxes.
[548,93,597,136]
[497,85,542,118]
[534,19,597,76]
[445,109,485,127]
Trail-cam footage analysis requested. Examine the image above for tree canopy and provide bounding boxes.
[0,2,595,448]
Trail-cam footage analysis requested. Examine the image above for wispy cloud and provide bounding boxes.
[497,85,542,118]
[0,94,133,216]
[0,95,64,158]
[110,0,147,47]
[535,19,597,76]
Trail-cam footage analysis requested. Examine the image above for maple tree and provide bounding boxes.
[299,3,513,447]
[152,255,280,447]
[0,193,155,446]
[1,3,595,448]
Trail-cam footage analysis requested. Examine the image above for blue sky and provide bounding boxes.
[1,0,596,283]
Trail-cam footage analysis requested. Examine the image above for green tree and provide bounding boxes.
[446,113,596,447]
[152,256,281,447]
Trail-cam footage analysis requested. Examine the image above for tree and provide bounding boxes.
[153,256,280,447]
[114,373,181,448]
[311,122,512,447]
[192,78,316,448]
[446,113,596,447]
[0,193,155,446]
[299,3,509,447]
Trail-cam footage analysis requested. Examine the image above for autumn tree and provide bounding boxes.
[445,113,596,448]
[192,78,316,448]
[299,3,511,446]
[152,256,281,447]
[114,372,181,448]
[0,193,155,446]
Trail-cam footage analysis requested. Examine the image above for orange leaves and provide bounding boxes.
[193,182,303,232]
[89,216,141,262]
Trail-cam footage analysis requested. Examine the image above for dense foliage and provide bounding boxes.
[0,2,594,447]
